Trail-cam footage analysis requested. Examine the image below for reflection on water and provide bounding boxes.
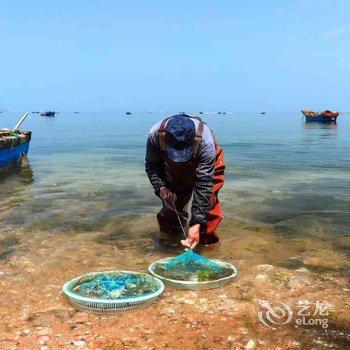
[303,121,338,141]
[303,122,338,130]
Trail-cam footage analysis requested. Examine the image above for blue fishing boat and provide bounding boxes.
[0,113,31,172]
[302,109,339,123]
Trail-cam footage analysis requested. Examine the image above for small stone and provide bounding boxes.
[295,267,308,273]
[73,313,89,324]
[255,274,268,282]
[120,339,137,347]
[38,335,50,345]
[37,328,52,336]
[245,339,256,349]
[174,296,195,305]
[288,275,312,289]
[73,339,87,348]
[256,264,274,272]
[239,327,249,335]
[213,336,222,342]
[166,307,176,314]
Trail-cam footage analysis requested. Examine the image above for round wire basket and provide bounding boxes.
[148,258,237,290]
[63,270,164,313]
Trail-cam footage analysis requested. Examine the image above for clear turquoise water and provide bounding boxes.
[1,111,349,239]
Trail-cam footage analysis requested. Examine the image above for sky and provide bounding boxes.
[0,0,349,112]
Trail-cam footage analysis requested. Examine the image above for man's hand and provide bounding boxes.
[181,224,200,249]
[159,187,177,206]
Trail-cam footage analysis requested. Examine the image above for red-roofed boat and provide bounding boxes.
[301,109,339,123]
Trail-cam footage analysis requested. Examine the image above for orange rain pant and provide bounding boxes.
[157,145,225,245]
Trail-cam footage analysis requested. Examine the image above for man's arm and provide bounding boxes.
[182,137,215,249]
[190,140,215,227]
[145,133,166,195]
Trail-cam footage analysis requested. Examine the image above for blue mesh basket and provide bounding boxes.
[149,251,237,290]
[63,270,164,313]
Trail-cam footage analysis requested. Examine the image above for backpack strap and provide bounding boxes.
[158,117,170,152]
[192,120,204,159]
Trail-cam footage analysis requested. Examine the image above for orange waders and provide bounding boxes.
[156,118,225,245]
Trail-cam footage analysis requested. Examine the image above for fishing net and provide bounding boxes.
[63,271,164,313]
[148,202,237,289]
[0,130,31,148]
[73,273,158,299]
[149,250,237,289]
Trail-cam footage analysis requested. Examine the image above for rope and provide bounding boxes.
[163,200,190,223]
[173,203,187,240]
[163,200,188,239]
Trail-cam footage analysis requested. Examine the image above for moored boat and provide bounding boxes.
[0,130,31,172]
[40,111,56,117]
[0,113,31,173]
[301,109,339,123]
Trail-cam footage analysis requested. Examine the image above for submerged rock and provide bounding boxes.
[288,275,312,289]
[302,249,345,271]
[283,256,303,269]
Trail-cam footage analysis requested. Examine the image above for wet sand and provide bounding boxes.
[0,215,349,349]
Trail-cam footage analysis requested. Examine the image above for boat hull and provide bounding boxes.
[305,116,337,123]
[0,141,30,172]
[302,109,339,123]
[39,110,56,116]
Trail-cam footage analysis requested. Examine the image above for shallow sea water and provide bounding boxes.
[1,111,349,240]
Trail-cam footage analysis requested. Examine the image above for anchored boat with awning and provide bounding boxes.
[301,109,339,123]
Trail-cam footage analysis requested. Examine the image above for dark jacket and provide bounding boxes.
[145,118,216,226]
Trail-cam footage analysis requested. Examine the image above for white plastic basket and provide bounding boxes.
[148,258,237,290]
[63,270,164,313]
